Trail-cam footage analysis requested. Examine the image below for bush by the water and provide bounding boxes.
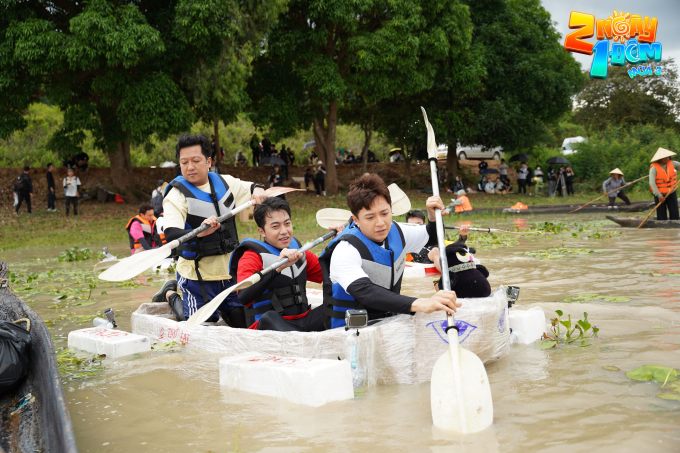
[58,247,96,262]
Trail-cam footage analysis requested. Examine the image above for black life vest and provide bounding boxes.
[229,238,309,327]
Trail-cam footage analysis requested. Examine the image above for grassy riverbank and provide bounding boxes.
[0,188,654,253]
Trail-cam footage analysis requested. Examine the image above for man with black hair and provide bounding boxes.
[319,173,461,329]
[230,197,342,331]
[126,203,156,254]
[150,133,266,328]
[13,166,33,217]
[46,163,56,212]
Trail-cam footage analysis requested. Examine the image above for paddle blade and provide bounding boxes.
[265,187,302,197]
[184,275,259,328]
[431,337,493,433]
[94,259,119,272]
[388,184,412,216]
[98,245,172,281]
[317,208,352,229]
[421,107,439,160]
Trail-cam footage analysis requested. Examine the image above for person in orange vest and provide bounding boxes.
[444,190,473,214]
[649,147,680,221]
[126,203,157,254]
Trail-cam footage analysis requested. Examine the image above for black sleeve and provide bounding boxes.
[138,238,153,250]
[164,227,191,242]
[425,221,439,247]
[27,176,33,193]
[346,277,416,314]
[237,271,280,305]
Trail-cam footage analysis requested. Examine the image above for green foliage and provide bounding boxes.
[539,310,599,348]
[56,347,105,382]
[516,246,598,259]
[562,293,630,304]
[57,247,96,262]
[626,365,677,383]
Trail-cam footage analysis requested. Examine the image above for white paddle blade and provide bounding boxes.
[265,187,302,197]
[317,208,352,229]
[94,259,119,272]
[431,343,494,433]
[388,183,412,216]
[98,245,173,281]
[421,107,439,159]
[184,274,260,328]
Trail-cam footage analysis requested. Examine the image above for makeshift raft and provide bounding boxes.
[606,215,680,229]
[131,286,511,386]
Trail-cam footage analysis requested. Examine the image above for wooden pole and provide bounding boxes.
[637,180,680,228]
[568,175,649,214]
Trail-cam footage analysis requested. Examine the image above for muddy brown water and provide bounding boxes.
[2,214,680,452]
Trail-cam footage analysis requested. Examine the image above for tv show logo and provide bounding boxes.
[564,11,661,79]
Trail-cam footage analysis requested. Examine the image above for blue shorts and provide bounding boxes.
[177,273,242,320]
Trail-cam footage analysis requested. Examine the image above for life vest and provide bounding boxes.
[151,213,167,246]
[454,195,473,213]
[650,162,677,194]
[229,238,309,328]
[163,173,239,260]
[319,221,406,329]
[126,215,155,250]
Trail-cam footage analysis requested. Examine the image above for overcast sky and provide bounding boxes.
[540,0,680,71]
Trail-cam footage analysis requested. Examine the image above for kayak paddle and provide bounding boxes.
[98,186,300,282]
[422,107,493,434]
[185,227,342,328]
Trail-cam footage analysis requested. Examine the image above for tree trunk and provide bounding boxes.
[312,101,340,194]
[446,141,459,187]
[213,117,221,168]
[108,141,133,192]
[360,105,375,175]
[402,142,412,189]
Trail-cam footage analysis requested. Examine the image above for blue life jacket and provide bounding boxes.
[319,221,406,328]
[229,238,309,326]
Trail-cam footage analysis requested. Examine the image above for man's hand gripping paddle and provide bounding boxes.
[422,107,494,434]
[98,187,300,282]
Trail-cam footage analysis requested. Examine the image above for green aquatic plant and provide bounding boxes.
[57,247,98,262]
[56,347,105,382]
[517,245,599,260]
[562,293,630,303]
[622,366,680,402]
[537,310,599,349]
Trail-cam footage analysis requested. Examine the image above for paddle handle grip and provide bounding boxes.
[175,201,254,245]
[258,227,343,278]
[429,160,454,329]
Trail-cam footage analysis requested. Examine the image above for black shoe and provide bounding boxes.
[168,294,186,322]
[151,279,177,302]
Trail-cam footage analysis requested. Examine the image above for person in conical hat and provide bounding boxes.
[603,168,631,208]
[649,147,680,220]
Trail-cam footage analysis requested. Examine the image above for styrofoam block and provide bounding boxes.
[219,352,354,407]
[306,288,323,309]
[509,307,546,344]
[68,328,151,359]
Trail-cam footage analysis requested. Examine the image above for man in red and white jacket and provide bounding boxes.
[229,197,342,331]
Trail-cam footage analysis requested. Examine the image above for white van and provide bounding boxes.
[437,144,503,160]
[561,136,586,155]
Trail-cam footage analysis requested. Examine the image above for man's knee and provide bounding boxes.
[257,311,300,332]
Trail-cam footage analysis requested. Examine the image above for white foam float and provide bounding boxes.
[68,328,151,359]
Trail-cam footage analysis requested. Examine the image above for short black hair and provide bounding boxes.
[405,210,426,222]
[47,163,54,168]
[254,197,292,229]
[139,203,154,214]
[23,165,30,171]
[175,134,211,160]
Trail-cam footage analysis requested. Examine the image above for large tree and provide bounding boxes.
[0,0,283,191]
[247,0,472,194]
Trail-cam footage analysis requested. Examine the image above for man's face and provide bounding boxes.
[48,165,54,171]
[179,145,210,185]
[407,216,424,225]
[660,157,670,165]
[258,210,294,249]
[141,209,155,222]
[353,196,392,243]
[67,170,74,177]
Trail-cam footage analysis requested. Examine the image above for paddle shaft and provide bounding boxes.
[638,181,680,229]
[429,160,452,319]
[258,228,340,277]
[568,175,648,214]
[174,200,254,246]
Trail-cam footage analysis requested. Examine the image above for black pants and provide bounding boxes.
[566,181,574,195]
[282,165,288,180]
[314,178,325,195]
[518,179,527,194]
[257,305,326,332]
[252,150,260,166]
[15,191,31,213]
[655,191,679,220]
[47,191,56,210]
[608,193,631,206]
[65,196,78,215]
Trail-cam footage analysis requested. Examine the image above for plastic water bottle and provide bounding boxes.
[93,317,113,329]
[509,331,518,346]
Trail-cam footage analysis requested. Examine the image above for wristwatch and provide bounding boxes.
[251,183,265,194]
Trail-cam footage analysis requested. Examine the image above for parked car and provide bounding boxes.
[437,144,503,160]
[561,136,586,155]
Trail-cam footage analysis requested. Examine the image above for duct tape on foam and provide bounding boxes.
[132,286,509,386]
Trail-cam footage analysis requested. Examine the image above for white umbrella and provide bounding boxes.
[302,141,316,150]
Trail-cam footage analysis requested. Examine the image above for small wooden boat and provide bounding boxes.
[0,263,78,453]
[606,215,680,229]
[454,200,658,215]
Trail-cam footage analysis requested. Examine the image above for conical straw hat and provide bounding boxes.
[651,147,677,162]
[609,168,623,175]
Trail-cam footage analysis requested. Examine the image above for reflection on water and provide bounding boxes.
[3,215,680,452]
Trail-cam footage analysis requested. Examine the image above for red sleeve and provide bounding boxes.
[236,250,263,283]
[305,251,323,284]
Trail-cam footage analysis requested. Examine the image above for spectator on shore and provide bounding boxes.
[603,168,631,207]
[498,159,510,185]
[271,144,278,158]
[236,150,247,166]
[63,155,76,169]
[526,164,534,196]
[547,163,557,197]
[495,178,508,194]
[534,165,544,183]
[286,147,295,166]
[250,133,260,166]
[75,152,89,171]
[261,134,272,158]
[565,166,575,195]
[517,162,529,194]
[484,178,496,194]
[13,165,33,217]
[151,179,165,199]
[390,150,403,163]
[478,159,488,184]
[314,163,326,197]
[451,176,465,193]
[46,163,57,212]
[308,149,318,165]
[478,175,488,192]
[63,168,81,216]
[150,179,165,217]
[304,167,314,190]
[344,151,357,164]
[555,165,567,195]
